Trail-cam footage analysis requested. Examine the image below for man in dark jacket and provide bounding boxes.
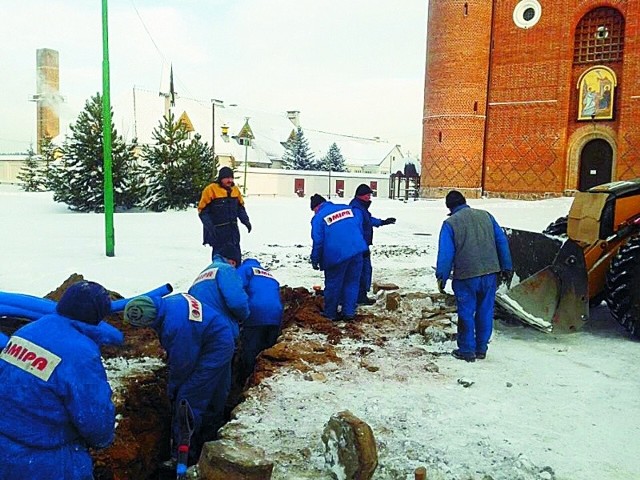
[236,258,283,383]
[0,281,117,479]
[124,293,235,464]
[310,193,368,321]
[198,166,252,262]
[349,184,396,305]
[435,190,512,362]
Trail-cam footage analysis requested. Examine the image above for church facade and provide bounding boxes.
[421,1,640,198]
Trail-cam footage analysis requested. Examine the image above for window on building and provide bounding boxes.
[573,7,624,64]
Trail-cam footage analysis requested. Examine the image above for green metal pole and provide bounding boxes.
[102,0,115,256]
[243,143,248,195]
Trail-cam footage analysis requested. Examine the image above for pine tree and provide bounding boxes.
[17,145,43,192]
[137,111,216,211]
[51,93,138,212]
[282,127,317,170]
[319,142,347,172]
[39,136,58,191]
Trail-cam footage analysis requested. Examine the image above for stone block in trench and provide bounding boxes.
[385,292,401,311]
[198,439,273,480]
[322,410,377,480]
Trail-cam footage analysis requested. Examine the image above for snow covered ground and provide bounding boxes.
[1,185,639,480]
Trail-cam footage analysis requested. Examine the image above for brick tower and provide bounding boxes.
[422,1,640,197]
[421,0,494,198]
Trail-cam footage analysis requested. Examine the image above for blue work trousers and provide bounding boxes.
[452,273,498,356]
[174,362,232,463]
[239,325,280,384]
[324,255,363,319]
[358,253,373,302]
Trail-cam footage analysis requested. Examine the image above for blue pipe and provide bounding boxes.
[110,283,173,312]
[0,283,173,319]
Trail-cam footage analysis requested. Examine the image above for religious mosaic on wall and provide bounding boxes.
[577,66,617,121]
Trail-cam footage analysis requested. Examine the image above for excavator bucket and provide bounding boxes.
[496,237,589,333]
[503,228,564,284]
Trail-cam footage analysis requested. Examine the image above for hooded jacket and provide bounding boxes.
[0,314,117,480]
[237,259,283,327]
[188,255,250,339]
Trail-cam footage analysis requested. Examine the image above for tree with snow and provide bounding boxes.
[50,93,138,212]
[19,137,61,192]
[17,145,43,192]
[282,127,317,170]
[137,111,216,211]
[319,142,347,172]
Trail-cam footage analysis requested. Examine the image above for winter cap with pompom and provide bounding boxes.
[56,281,111,325]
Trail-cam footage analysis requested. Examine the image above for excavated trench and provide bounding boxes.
[0,276,353,480]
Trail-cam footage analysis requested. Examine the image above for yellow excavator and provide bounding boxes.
[496,178,640,337]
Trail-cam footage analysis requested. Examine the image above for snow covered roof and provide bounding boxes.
[305,129,401,167]
[111,89,293,166]
[109,88,403,168]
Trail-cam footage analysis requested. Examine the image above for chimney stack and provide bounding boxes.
[287,110,301,128]
[32,48,62,153]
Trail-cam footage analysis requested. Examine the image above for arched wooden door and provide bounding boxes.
[579,139,613,191]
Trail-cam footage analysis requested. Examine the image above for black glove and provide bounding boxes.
[311,260,321,270]
[437,278,446,294]
[245,221,252,233]
[500,270,514,285]
[382,217,396,226]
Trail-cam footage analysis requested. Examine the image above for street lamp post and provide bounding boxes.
[236,117,253,195]
[211,99,223,162]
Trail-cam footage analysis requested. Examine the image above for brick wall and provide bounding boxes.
[422,0,640,196]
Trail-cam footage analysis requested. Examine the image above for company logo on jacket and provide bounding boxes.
[192,267,218,286]
[181,294,203,322]
[252,267,276,280]
[324,209,354,226]
[1,336,62,381]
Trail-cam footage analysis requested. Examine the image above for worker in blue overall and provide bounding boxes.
[0,281,117,479]
[310,193,367,321]
[124,292,235,465]
[236,258,283,383]
[187,244,250,341]
[349,183,396,305]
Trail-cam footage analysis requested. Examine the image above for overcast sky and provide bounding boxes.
[0,0,427,156]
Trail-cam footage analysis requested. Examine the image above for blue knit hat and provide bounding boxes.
[56,281,111,325]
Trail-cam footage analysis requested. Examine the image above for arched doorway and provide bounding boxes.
[579,139,613,191]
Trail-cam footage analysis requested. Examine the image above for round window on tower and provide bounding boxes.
[513,0,542,29]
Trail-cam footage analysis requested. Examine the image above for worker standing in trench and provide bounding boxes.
[124,292,235,466]
[236,257,283,385]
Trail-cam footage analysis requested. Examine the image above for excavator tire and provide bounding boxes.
[542,216,568,237]
[605,234,640,338]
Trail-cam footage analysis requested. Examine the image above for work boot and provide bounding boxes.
[357,297,376,306]
[451,349,475,362]
[475,352,487,360]
[159,458,177,470]
[336,312,355,322]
